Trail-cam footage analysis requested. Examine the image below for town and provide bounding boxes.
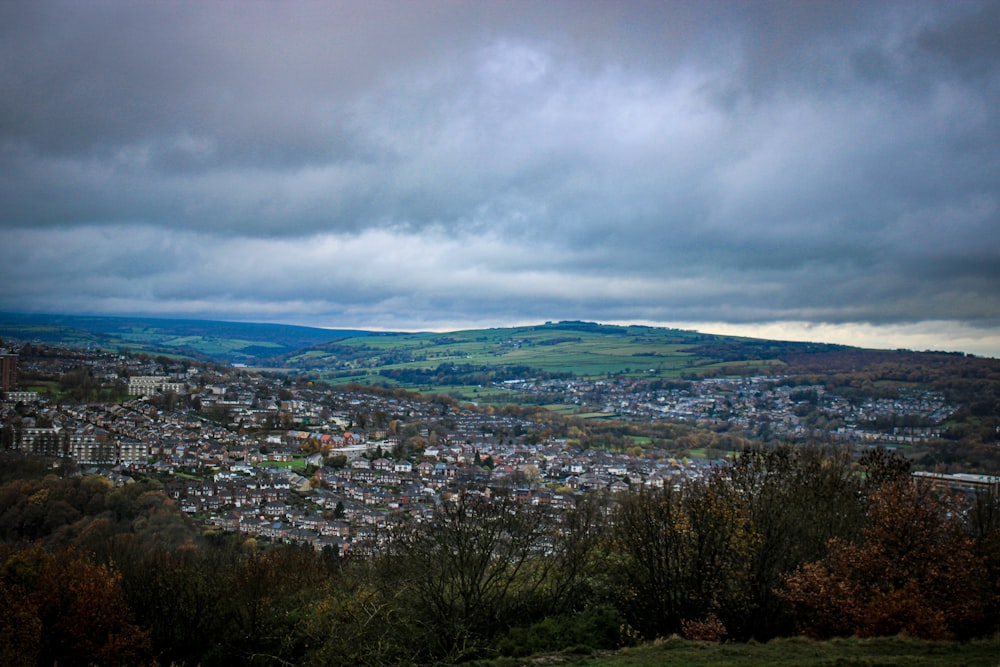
[0,342,990,555]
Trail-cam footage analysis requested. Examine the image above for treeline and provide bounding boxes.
[277,342,389,369]
[781,350,1000,409]
[683,338,845,364]
[379,363,572,387]
[1,447,999,666]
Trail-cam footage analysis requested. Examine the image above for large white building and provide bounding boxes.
[4,391,41,403]
[128,376,186,397]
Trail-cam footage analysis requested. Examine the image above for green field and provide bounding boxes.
[256,458,308,472]
[157,335,284,355]
[472,637,1000,667]
[575,411,618,420]
[276,322,812,406]
[287,322,789,383]
[544,404,585,415]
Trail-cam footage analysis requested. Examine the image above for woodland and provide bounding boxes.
[1,445,999,666]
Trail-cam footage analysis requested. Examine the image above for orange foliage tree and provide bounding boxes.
[0,545,153,666]
[781,480,988,639]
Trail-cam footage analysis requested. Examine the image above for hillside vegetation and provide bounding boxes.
[2,446,999,666]
[470,636,1000,667]
[0,312,367,363]
[278,320,836,386]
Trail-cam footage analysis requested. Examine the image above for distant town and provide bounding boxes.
[1,343,997,555]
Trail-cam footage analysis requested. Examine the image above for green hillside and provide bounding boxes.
[280,321,842,388]
[0,312,371,363]
[0,314,858,399]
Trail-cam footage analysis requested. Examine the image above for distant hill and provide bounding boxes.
[4,314,990,397]
[0,312,375,363]
[0,313,857,375]
[4,314,998,451]
[273,320,852,390]
[0,313,855,377]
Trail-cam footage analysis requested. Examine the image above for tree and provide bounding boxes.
[353,412,369,430]
[108,536,229,666]
[610,476,755,640]
[301,562,413,667]
[381,493,560,661]
[858,446,911,491]
[726,444,865,638]
[0,545,153,666]
[967,486,1000,636]
[781,480,988,639]
[325,454,347,469]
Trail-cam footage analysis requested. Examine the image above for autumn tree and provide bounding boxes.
[107,535,233,666]
[781,479,988,639]
[858,445,911,490]
[301,560,417,667]
[966,486,1000,635]
[0,545,153,666]
[726,444,865,638]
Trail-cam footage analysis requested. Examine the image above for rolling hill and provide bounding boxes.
[275,320,848,388]
[0,314,855,381]
[0,312,372,363]
[6,313,990,406]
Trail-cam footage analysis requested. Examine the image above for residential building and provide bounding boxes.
[128,375,186,397]
[0,351,16,394]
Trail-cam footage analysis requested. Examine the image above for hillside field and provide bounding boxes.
[284,321,804,387]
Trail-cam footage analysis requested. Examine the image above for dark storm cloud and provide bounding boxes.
[0,1,998,354]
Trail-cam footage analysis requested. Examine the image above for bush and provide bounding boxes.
[495,606,626,657]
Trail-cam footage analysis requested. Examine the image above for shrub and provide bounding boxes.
[495,606,626,657]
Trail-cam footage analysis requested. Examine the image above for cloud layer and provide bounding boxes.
[2,1,999,354]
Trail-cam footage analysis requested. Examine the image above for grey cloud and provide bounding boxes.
[0,1,998,353]
[917,1,1000,79]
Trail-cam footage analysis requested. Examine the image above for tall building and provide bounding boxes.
[0,351,16,394]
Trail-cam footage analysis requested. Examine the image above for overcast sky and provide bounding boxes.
[2,1,999,356]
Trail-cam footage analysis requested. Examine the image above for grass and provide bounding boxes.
[256,459,308,472]
[574,411,618,420]
[469,637,1000,667]
[23,382,61,399]
[433,385,523,401]
[156,336,284,355]
[297,325,729,380]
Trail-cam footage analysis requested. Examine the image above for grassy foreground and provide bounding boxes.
[471,636,1000,667]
